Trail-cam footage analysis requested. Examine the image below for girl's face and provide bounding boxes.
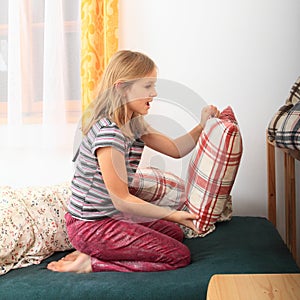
[125,69,157,118]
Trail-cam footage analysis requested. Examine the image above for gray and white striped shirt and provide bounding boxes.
[68,118,144,221]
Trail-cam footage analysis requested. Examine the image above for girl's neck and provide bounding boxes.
[125,106,133,122]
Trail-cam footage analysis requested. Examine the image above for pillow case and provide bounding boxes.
[128,167,186,222]
[268,76,300,142]
[184,106,243,237]
[0,183,73,275]
[275,100,300,151]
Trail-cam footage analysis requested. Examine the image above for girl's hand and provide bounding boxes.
[200,105,220,128]
[167,210,199,233]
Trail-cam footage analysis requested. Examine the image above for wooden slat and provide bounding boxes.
[267,137,276,227]
[284,152,297,260]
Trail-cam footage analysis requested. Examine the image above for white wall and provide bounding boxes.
[119,0,300,218]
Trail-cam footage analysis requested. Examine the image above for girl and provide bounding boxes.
[47,50,219,273]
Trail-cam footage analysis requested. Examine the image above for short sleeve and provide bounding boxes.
[91,122,126,156]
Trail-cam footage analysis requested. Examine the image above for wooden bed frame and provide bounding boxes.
[267,134,299,262]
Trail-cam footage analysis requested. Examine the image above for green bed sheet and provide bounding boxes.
[1,216,299,300]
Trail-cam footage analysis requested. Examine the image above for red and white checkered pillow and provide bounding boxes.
[129,167,186,210]
[127,167,186,223]
[184,106,243,237]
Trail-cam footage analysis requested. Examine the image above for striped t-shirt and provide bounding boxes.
[68,118,145,221]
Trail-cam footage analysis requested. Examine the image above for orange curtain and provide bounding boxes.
[81,0,118,112]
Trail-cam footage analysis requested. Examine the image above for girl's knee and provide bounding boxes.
[174,223,184,241]
[176,244,191,268]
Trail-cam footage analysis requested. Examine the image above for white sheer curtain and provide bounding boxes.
[0,0,81,187]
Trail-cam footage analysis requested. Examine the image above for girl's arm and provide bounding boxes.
[96,146,198,231]
[141,105,219,158]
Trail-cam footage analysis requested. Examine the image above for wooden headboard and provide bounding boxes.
[267,134,299,262]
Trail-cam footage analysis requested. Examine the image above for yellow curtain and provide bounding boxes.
[81,0,118,112]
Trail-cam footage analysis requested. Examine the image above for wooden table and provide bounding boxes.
[207,274,300,300]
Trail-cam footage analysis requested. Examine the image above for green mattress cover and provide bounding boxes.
[0,217,299,300]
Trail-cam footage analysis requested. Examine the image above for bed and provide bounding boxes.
[0,216,298,300]
[1,98,299,299]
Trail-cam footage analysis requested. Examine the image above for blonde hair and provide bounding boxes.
[82,50,156,137]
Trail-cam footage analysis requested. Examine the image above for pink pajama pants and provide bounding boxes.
[66,167,190,272]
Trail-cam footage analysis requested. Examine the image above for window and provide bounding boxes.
[0,0,8,123]
[0,0,81,125]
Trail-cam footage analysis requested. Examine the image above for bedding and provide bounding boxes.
[184,106,242,237]
[0,183,73,275]
[0,216,299,300]
[275,100,300,151]
[129,167,186,210]
[268,76,300,145]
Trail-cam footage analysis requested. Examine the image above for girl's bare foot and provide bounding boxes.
[62,250,81,261]
[47,252,92,273]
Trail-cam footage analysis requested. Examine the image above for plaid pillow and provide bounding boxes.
[268,76,300,142]
[124,167,186,223]
[275,100,300,150]
[184,106,243,237]
[129,167,186,209]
